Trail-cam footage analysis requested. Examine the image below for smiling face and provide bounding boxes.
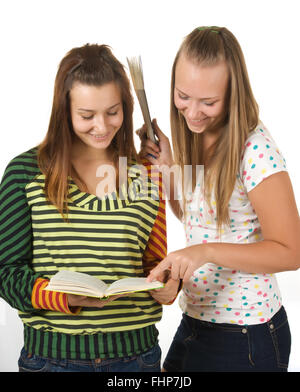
[174,53,229,135]
[70,81,124,158]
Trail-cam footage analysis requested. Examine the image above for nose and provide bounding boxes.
[93,115,107,132]
[185,101,202,120]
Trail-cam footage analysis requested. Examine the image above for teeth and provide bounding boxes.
[90,134,107,138]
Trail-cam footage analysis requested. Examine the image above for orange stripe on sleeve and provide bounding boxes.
[147,240,166,260]
[31,278,80,314]
[55,292,66,313]
[41,285,49,309]
[151,224,167,245]
[32,278,48,309]
[48,291,55,311]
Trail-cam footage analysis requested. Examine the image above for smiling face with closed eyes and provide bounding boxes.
[174,53,229,135]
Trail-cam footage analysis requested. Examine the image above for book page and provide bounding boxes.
[106,277,164,296]
[46,270,108,297]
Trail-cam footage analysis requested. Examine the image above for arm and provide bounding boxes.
[142,167,181,304]
[138,119,183,221]
[148,171,300,283]
[0,161,42,312]
[0,159,77,314]
[206,171,300,273]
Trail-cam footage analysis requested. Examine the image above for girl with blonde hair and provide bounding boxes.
[141,26,300,371]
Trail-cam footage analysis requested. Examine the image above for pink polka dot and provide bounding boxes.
[238,320,244,325]
[259,153,264,158]
[247,142,252,147]
[246,176,251,181]
[260,318,265,322]
[235,312,240,316]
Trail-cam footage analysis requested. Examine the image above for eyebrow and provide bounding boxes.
[176,88,219,100]
[77,102,121,112]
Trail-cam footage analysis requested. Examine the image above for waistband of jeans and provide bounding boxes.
[23,323,159,360]
[183,306,287,331]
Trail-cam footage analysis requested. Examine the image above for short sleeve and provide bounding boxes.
[240,125,287,193]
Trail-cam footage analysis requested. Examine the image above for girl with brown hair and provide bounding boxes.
[141,26,300,371]
[0,43,179,372]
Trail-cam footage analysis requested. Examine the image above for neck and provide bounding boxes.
[71,138,113,163]
[202,125,225,165]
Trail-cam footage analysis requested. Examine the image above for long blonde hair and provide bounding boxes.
[170,26,259,229]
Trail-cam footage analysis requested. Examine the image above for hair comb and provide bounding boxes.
[197,26,219,34]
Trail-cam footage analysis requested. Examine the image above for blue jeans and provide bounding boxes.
[164,306,291,372]
[18,344,161,372]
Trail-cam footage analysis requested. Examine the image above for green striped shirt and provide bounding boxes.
[0,148,165,359]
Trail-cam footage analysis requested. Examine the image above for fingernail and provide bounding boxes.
[147,153,157,160]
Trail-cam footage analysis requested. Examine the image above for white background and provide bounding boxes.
[0,0,299,372]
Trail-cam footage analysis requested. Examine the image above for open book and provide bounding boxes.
[44,270,164,298]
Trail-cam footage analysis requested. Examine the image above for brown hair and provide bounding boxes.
[37,44,137,219]
[170,26,259,229]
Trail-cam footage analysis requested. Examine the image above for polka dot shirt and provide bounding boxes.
[180,122,287,325]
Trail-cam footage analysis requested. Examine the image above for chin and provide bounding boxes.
[187,124,207,134]
[86,133,115,150]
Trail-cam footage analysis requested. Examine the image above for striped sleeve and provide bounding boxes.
[142,162,167,275]
[31,278,81,314]
[141,160,182,305]
[0,158,42,312]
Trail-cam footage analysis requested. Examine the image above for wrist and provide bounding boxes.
[159,159,175,172]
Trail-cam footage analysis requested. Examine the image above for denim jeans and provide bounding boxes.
[164,306,291,372]
[18,344,161,372]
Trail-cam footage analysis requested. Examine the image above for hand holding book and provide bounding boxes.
[67,292,124,309]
